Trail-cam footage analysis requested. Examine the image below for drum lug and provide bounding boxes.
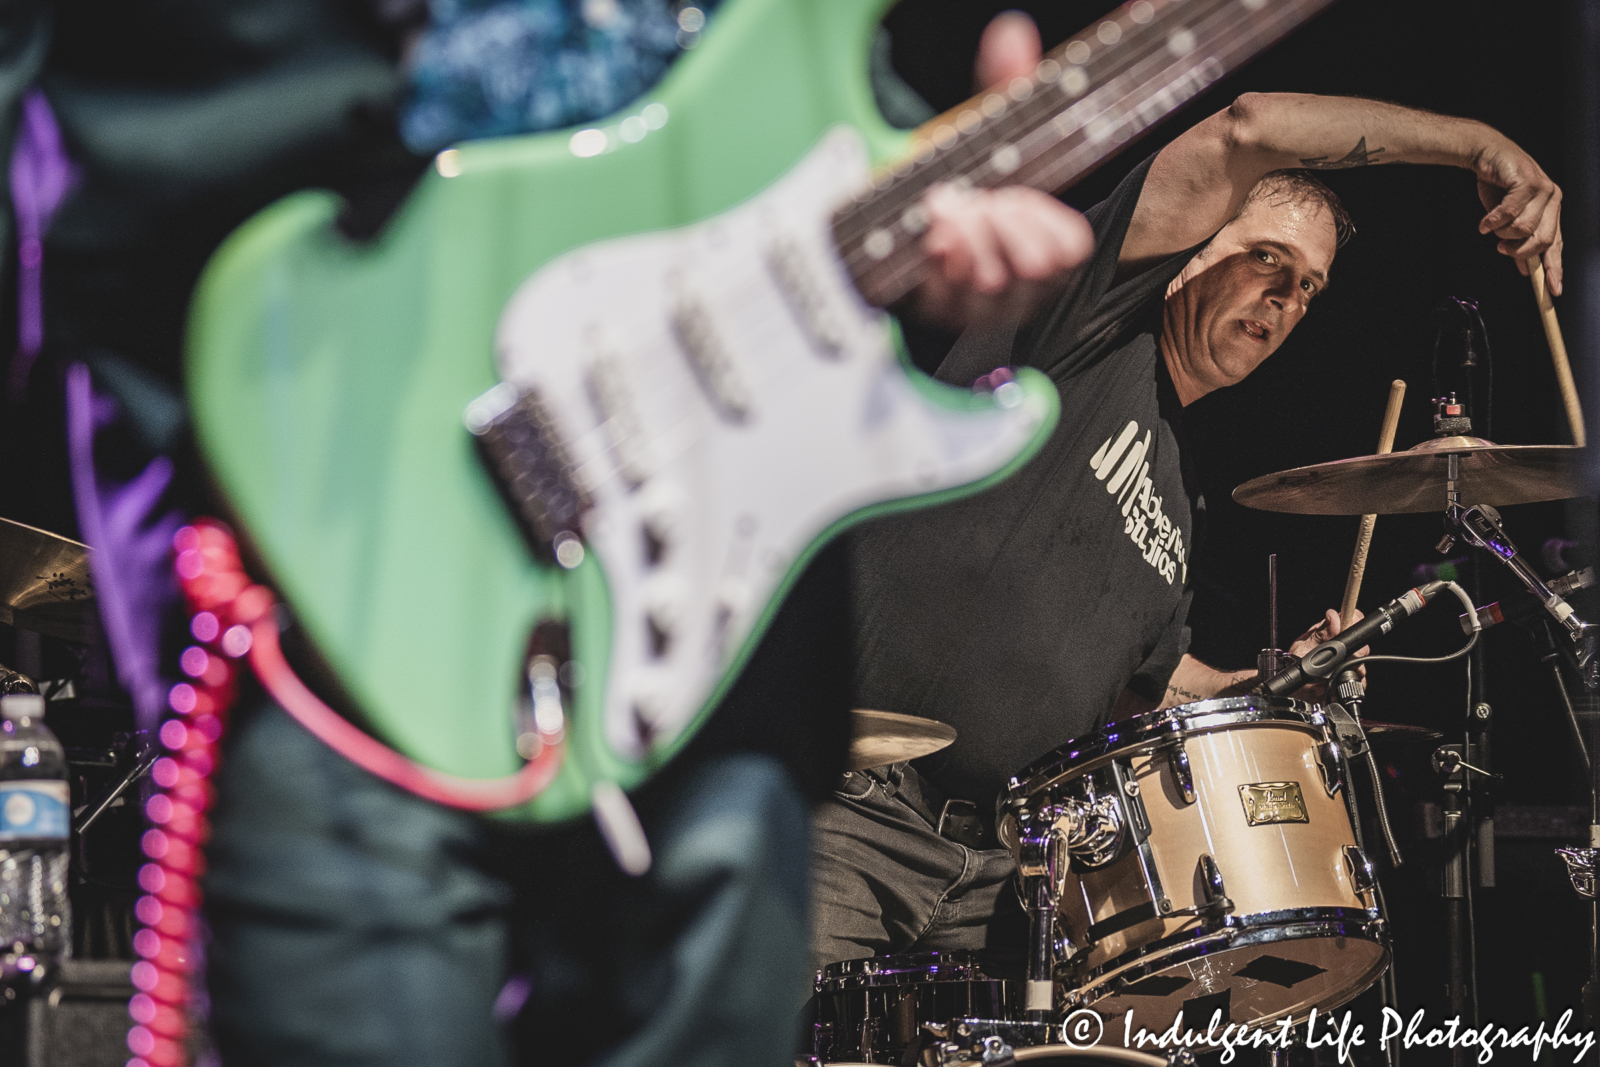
[1316,740,1345,796]
[1167,742,1196,804]
[1200,853,1230,906]
[1344,844,1378,893]
[1166,853,1236,921]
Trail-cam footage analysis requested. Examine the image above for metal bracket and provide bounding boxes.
[1110,758,1170,915]
[1316,740,1345,797]
[1165,853,1235,921]
[1343,844,1378,895]
[1167,741,1196,804]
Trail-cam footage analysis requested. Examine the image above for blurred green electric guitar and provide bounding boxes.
[187,0,1330,822]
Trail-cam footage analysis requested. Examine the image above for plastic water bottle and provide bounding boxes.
[0,693,70,981]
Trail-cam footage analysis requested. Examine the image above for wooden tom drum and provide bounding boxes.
[1001,697,1389,1039]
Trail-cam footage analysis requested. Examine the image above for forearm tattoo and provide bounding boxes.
[1164,684,1207,703]
[1299,136,1387,169]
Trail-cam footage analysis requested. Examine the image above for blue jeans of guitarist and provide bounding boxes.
[204,697,811,1067]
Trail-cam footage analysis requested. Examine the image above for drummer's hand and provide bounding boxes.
[1474,134,1564,293]
[1285,609,1369,699]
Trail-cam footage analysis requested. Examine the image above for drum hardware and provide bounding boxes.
[1159,855,1234,922]
[1342,846,1378,896]
[1556,848,1599,899]
[1446,500,1595,668]
[1165,746,1194,805]
[1314,741,1343,796]
[1256,553,1296,683]
[1014,810,1066,1023]
[74,738,158,835]
[1327,673,1405,875]
[1431,746,1500,783]
[0,661,36,694]
[919,1020,1058,1067]
[813,951,1022,1065]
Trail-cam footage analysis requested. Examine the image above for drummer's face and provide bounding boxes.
[1162,194,1338,404]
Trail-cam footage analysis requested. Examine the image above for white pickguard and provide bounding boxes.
[490,127,1051,762]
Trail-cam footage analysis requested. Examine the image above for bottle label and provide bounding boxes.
[0,781,69,840]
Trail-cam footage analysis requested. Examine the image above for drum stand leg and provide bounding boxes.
[1023,876,1055,1024]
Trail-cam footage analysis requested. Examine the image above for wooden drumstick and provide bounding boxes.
[1340,380,1407,628]
[1529,257,1586,448]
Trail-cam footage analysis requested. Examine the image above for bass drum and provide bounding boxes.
[1002,696,1389,1041]
[813,951,1019,1064]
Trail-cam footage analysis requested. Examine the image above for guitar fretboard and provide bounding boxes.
[834,0,1335,310]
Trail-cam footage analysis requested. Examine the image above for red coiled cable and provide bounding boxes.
[125,520,565,1067]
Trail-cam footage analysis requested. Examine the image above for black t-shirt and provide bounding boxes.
[847,156,1208,806]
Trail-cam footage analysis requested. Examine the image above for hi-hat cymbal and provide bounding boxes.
[848,709,957,771]
[1233,436,1584,516]
[0,517,95,642]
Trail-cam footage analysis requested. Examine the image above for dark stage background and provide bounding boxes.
[887,0,1598,1054]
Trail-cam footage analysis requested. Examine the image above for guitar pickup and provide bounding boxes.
[585,353,652,490]
[466,383,592,567]
[670,293,753,422]
[765,236,846,358]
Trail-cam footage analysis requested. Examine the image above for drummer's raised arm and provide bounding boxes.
[1117,93,1564,293]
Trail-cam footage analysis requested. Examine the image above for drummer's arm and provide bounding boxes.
[1127,608,1363,713]
[1156,656,1257,710]
[1118,93,1564,291]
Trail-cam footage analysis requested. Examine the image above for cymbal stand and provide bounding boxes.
[1437,454,1600,1046]
[1013,806,1059,1026]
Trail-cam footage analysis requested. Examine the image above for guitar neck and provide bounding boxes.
[834,0,1335,310]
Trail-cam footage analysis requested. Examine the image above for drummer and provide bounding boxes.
[814,75,1564,966]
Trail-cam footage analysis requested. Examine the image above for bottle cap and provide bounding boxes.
[0,693,44,718]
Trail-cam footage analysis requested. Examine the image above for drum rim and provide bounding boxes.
[1065,905,1388,1004]
[1009,696,1321,798]
[816,949,1023,990]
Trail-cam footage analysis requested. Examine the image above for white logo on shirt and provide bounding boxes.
[1090,420,1186,585]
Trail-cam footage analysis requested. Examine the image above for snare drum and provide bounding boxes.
[813,951,1020,1064]
[1000,696,1388,1038]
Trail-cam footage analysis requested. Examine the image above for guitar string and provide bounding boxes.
[836,0,1324,247]
[842,0,1319,299]
[832,0,1236,245]
[840,0,1330,305]
[855,0,1328,304]
[840,4,1242,303]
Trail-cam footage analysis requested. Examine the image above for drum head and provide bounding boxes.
[1087,932,1389,1044]
[1014,1050,1169,1065]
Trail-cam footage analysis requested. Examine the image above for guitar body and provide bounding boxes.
[187,0,1057,822]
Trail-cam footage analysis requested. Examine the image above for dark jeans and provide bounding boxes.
[205,698,811,1067]
[809,763,1025,971]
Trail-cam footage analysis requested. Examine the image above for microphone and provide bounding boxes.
[1458,567,1598,634]
[1260,581,1449,697]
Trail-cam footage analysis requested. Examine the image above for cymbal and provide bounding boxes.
[0,517,95,643]
[1359,718,1442,742]
[1233,436,1584,515]
[848,709,956,771]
